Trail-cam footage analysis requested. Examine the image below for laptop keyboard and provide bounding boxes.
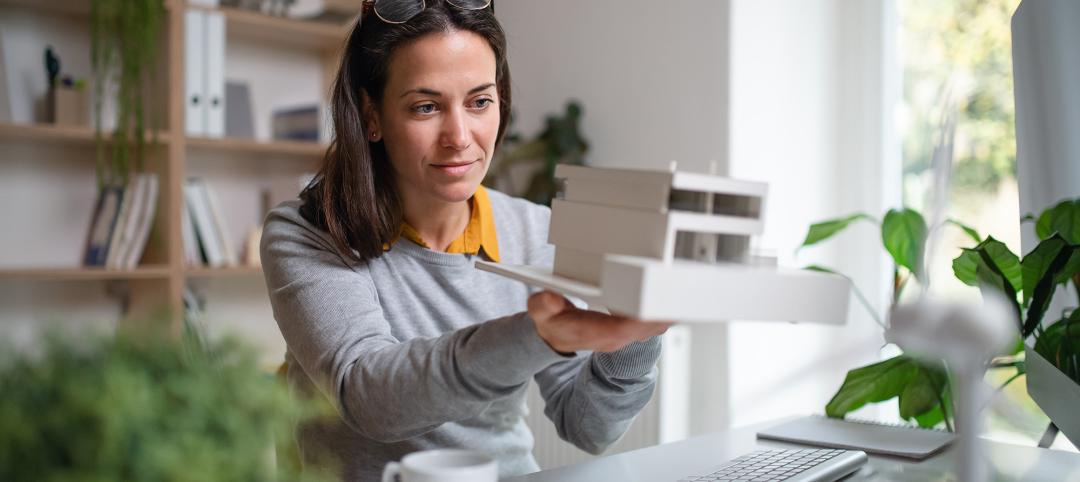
[677,449,847,481]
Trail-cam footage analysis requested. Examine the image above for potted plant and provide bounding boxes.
[798,208,984,431]
[484,101,589,206]
[802,197,1080,443]
[90,0,165,189]
[0,327,332,481]
[956,198,1080,447]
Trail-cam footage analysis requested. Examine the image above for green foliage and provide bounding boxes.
[826,356,919,418]
[485,101,589,206]
[901,0,1021,193]
[798,213,876,250]
[90,0,165,190]
[946,219,982,244]
[881,209,929,281]
[949,200,1080,387]
[1033,309,1080,384]
[1036,199,1080,244]
[0,331,331,482]
[825,355,951,429]
[811,197,1080,427]
[802,206,962,428]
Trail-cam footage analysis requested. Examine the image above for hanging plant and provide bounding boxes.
[90,0,166,190]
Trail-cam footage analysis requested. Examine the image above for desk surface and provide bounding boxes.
[506,419,1080,482]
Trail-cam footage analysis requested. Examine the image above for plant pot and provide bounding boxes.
[1025,342,1080,449]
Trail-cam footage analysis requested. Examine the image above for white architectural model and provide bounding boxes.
[476,165,850,324]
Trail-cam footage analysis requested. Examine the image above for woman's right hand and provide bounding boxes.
[528,291,672,354]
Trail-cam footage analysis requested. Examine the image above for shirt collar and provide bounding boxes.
[383,186,500,262]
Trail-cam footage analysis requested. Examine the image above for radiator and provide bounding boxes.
[523,376,662,470]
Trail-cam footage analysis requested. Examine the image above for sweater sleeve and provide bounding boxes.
[532,336,663,455]
[260,208,567,443]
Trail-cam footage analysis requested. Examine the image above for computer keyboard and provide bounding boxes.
[677,448,868,482]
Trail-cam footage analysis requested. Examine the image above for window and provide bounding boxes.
[899,0,1073,450]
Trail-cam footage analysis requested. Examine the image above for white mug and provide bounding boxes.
[381,449,498,482]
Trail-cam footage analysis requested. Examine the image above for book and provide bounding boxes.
[200,180,237,266]
[184,179,225,267]
[103,177,141,269]
[756,415,954,460]
[121,173,160,269]
[107,174,148,269]
[272,104,321,141]
[181,201,201,267]
[82,185,124,267]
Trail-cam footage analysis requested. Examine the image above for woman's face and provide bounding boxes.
[370,29,500,207]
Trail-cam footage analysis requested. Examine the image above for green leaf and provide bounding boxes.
[1035,199,1080,244]
[799,213,876,250]
[952,237,1022,325]
[952,249,980,286]
[1022,235,1077,336]
[898,363,947,421]
[1054,248,1080,285]
[975,259,1023,333]
[825,356,919,418]
[912,404,945,429]
[1034,310,1080,384]
[881,209,928,280]
[975,237,1023,295]
[946,219,982,245]
[1022,236,1069,305]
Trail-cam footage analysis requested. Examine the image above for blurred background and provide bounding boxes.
[0,0,1072,474]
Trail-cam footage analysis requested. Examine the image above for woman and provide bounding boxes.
[261,1,670,480]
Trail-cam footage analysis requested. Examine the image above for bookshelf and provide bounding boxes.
[0,0,349,336]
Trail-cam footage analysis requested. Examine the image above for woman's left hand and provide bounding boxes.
[528,291,674,354]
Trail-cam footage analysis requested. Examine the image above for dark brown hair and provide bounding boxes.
[299,0,511,264]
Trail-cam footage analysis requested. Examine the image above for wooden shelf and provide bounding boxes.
[0,265,173,281]
[221,7,349,51]
[0,122,171,147]
[185,265,263,278]
[1,1,348,50]
[0,0,90,16]
[186,136,327,157]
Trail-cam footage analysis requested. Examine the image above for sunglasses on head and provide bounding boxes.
[363,0,493,25]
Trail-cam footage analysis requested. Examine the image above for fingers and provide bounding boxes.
[527,291,571,324]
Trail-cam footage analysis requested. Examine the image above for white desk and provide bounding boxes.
[505,419,1080,481]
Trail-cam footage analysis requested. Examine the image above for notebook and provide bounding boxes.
[756,415,955,460]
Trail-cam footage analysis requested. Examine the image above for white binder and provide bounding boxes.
[184,9,206,136]
[204,11,226,138]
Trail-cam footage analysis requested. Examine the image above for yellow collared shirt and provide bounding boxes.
[385,185,501,262]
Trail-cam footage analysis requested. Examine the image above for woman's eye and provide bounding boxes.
[472,98,494,109]
[412,103,437,114]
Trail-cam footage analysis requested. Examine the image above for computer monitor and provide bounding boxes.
[1011,0,1080,449]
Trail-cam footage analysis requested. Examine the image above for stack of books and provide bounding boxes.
[182,178,237,268]
[82,173,160,269]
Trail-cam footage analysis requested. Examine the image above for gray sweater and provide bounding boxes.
[260,189,662,481]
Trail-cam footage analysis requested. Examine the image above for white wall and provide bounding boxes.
[497,0,734,467]
[500,0,730,174]
[726,0,899,428]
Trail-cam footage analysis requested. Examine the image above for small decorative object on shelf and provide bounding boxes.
[272,103,322,142]
[43,46,90,127]
[484,101,588,206]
